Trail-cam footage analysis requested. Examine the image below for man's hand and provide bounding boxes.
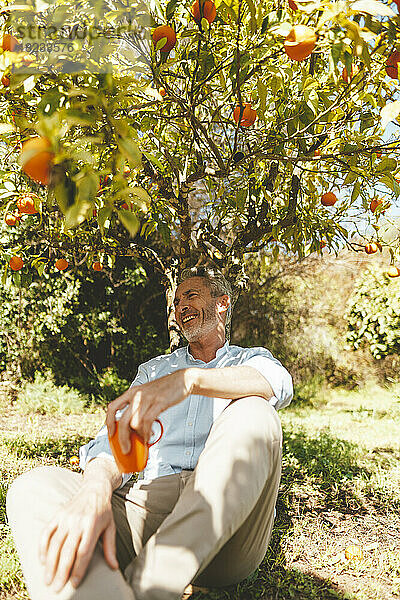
[106,369,194,452]
[38,478,119,592]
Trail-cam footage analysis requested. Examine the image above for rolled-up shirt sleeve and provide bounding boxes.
[242,347,293,410]
[78,364,149,488]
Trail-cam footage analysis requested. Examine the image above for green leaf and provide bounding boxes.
[65,200,92,229]
[128,186,151,212]
[344,170,357,185]
[118,137,142,168]
[257,78,267,113]
[351,180,360,202]
[143,151,165,171]
[118,210,140,237]
[166,0,180,20]
[244,0,257,33]
[97,206,112,234]
[375,158,397,173]
[2,264,8,285]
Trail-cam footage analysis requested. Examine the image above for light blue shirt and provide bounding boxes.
[79,342,293,486]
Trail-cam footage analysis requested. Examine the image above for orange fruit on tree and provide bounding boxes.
[288,0,298,9]
[284,25,316,61]
[123,165,131,176]
[314,149,321,157]
[233,102,257,127]
[388,265,400,277]
[1,34,19,52]
[17,194,38,214]
[69,456,79,466]
[20,137,54,185]
[92,261,103,271]
[321,192,337,206]
[5,213,19,226]
[159,87,167,97]
[370,198,382,213]
[385,51,400,79]
[152,25,176,53]
[191,0,217,24]
[55,258,68,271]
[1,74,10,87]
[121,202,130,210]
[9,255,24,271]
[342,64,359,83]
[365,242,378,255]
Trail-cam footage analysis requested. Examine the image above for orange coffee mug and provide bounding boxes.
[109,419,163,473]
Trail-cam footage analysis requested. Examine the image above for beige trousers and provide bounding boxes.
[6,396,282,600]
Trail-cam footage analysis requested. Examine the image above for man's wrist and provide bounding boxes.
[82,456,122,495]
[185,367,200,396]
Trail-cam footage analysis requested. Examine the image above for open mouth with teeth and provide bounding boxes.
[181,314,198,325]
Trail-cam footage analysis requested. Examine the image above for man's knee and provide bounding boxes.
[6,466,76,522]
[222,395,282,445]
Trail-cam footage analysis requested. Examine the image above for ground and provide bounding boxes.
[1,382,399,600]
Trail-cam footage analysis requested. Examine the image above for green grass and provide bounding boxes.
[1,382,400,600]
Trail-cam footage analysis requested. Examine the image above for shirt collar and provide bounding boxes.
[185,341,230,364]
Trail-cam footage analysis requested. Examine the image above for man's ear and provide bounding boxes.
[216,295,230,315]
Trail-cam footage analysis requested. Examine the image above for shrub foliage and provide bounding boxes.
[346,265,400,359]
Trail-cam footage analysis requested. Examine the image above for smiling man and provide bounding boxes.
[7,267,293,600]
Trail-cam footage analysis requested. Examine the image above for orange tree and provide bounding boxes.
[1,0,400,345]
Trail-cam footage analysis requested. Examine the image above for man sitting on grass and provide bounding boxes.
[7,266,293,600]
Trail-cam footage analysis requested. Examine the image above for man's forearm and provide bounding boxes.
[82,456,123,498]
[187,366,274,401]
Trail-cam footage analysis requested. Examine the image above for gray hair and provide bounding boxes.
[178,267,233,330]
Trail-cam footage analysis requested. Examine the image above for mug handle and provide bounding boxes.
[148,418,164,447]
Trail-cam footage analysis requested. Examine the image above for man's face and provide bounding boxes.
[174,277,227,342]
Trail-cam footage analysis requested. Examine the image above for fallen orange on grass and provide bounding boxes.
[365,243,378,255]
[387,266,400,277]
[345,545,363,560]
[284,25,316,61]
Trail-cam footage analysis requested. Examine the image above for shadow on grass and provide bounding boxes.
[191,428,369,600]
[281,428,369,512]
[190,498,349,600]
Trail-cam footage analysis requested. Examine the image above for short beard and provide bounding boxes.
[181,304,218,342]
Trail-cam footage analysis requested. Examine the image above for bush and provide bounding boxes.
[346,264,400,359]
[16,373,87,415]
[232,252,377,392]
[0,256,168,402]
